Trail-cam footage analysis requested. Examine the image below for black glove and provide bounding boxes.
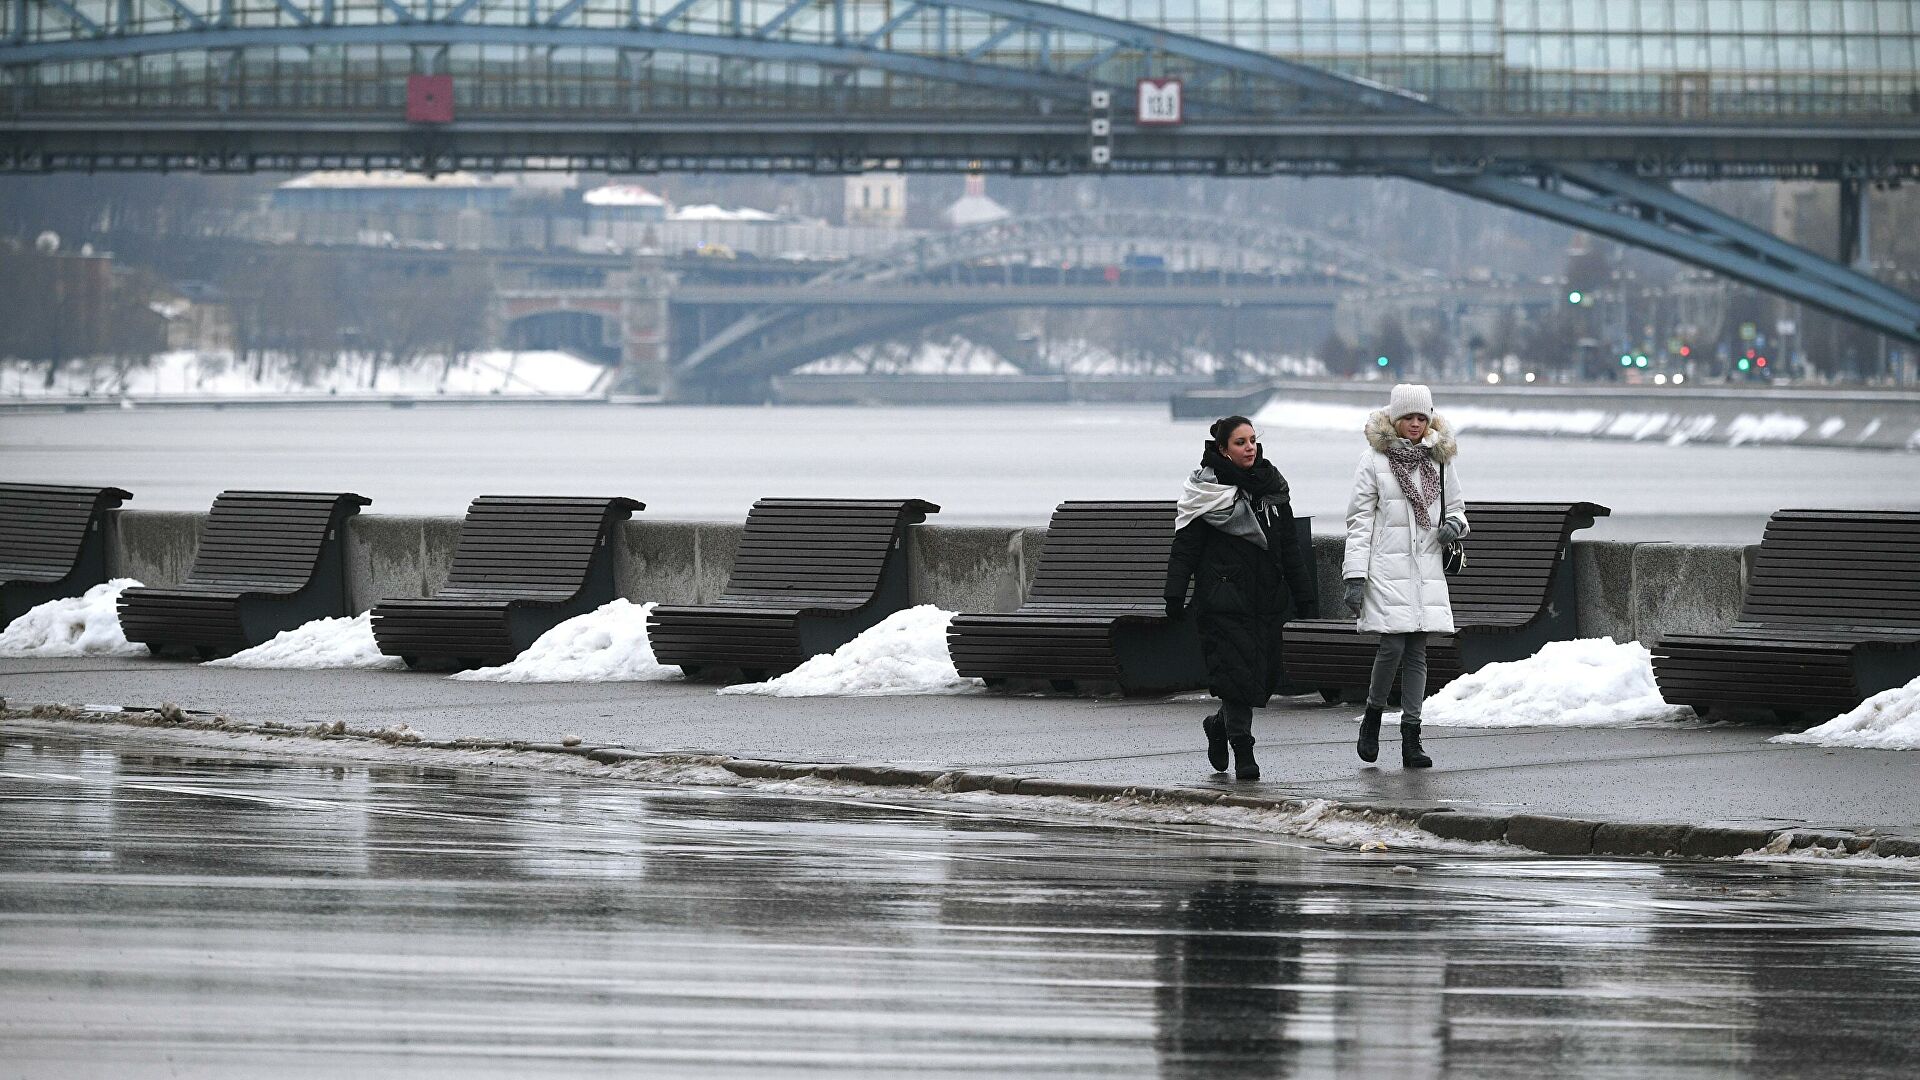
[1165,596,1185,620]
[1343,580,1366,617]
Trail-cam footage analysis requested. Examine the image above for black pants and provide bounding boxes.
[1217,699,1254,739]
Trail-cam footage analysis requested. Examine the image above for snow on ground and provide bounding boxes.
[451,599,679,683]
[720,605,984,697]
[1422,638,1699,728]
[0,580,146,657]
[2,349,606,399]
[1772,676,1920,750]
[206,612,403,670]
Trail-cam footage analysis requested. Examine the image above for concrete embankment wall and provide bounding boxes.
[1176,380,1920,451]
[104,512,1752,647]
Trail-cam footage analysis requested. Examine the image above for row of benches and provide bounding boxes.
[5,481,1918,720]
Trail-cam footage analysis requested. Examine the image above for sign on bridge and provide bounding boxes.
[1136,79,1183,126]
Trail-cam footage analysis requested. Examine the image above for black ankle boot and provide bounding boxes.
[1357,706,1382,763]
[1230,736,1259,781]
[1202,713,1229,773]
[1401,721,1432,769]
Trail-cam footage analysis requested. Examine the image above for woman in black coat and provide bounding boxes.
[1164,415,1318,780]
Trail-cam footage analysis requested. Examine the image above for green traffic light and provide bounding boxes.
[1619,355,1632,366]
[1635,356,1648,368]
[1376,356,1390,367]
[1567,291,1583,304]
[1737,358,1751,371]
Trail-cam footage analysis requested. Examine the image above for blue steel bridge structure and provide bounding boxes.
[4,0,1920,353]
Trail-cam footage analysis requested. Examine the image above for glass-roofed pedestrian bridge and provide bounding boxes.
[4,0,1918,339]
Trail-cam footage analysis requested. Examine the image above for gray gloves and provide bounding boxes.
[1343,580,1366,617]
[1437,520,1463,545]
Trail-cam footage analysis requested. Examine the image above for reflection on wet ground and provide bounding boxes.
[3,724,1919,1079]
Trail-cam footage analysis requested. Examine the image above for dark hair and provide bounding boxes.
[1209,415,1255,449]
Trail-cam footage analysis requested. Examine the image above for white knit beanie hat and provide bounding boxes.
[1387,383,1434,421]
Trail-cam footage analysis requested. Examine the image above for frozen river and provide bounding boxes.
[4,403,1916,542]
[4,724,1920,1079]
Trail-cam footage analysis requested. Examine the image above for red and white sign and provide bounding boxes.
[1136,78,1183,126]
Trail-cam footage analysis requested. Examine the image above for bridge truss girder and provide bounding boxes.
[1414,162,1920,346]
[4,1,1916,349]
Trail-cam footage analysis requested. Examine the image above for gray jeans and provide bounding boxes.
[1216,699,1254,740]
[1366,632,1429,722]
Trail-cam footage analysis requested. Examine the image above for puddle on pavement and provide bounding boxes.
[3,723,1919,1079]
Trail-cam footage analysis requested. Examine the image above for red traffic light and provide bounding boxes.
[1678,345,1691,357]
[1756,357,1768,368]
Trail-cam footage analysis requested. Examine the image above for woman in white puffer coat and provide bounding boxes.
[1341,383,1467,770]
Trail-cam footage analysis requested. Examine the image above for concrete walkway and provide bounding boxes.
[5,656,1915,854]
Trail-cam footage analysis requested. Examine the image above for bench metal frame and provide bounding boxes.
[0,483,132,624]
[369,495,644,669]
[1284,501,1609,703]
[948,500,1314,696]
[647,498,940,680]
[1653,509,1920,722]
[117,490,369,657]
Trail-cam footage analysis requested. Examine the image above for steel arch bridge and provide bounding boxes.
[3,0,1918,345]
[673,208,1420,390]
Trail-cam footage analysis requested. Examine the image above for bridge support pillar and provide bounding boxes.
[614,255,674,397]
[1839,178,1870,269]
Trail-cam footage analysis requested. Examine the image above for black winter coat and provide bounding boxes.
[1165,475,1317,708]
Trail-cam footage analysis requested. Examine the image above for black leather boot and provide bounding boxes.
[1357,705,1382,763]
[1230,736,1260,781]
[1401,720,1433,769]
[1202,713,1229,773]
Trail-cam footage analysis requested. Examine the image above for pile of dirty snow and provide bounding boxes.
[206,612,403,669]
[720,605,983,697]
[1423,637,1698,728]
[1772,677,1920,750]
[452,599,678,683]
[0,579,146,657]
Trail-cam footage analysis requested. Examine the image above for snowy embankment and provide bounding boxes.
[1422,638,1699,728]
[3,349,606,400]
[1253,397,1905,449]
[1771,677,1920,750]
[453,599,678,683]
[0,580,146,657]
[721,606,984,698]
[206,612,403,670]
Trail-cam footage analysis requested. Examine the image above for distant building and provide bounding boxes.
[844,173,907,228]
[944,174,1009,228]
[268,171,573,248]
[271,170,516,214]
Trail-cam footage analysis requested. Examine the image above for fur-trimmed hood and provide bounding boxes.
[1365,409,1458,463]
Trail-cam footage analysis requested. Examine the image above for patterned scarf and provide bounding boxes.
[1384,440,1441,528]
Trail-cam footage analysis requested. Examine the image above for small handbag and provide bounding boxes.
[1439,463,1465,577]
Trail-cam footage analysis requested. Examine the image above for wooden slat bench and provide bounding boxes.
[946,500,1313,696]
[1284,501,1609,702]
[117,490,370,658]
[369,496,643,669]
[1,483,133,623]
[646,498,939,679]
[1652,509,1920,721]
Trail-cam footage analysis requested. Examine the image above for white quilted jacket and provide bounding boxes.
[1342,410,1469,634]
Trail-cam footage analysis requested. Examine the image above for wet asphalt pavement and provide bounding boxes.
[5,656,1919,833]
[5,722,1920,1079]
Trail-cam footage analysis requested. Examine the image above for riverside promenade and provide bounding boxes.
[6,655,1917,859]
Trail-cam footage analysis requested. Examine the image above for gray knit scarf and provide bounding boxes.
[1384,440,1441,529]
